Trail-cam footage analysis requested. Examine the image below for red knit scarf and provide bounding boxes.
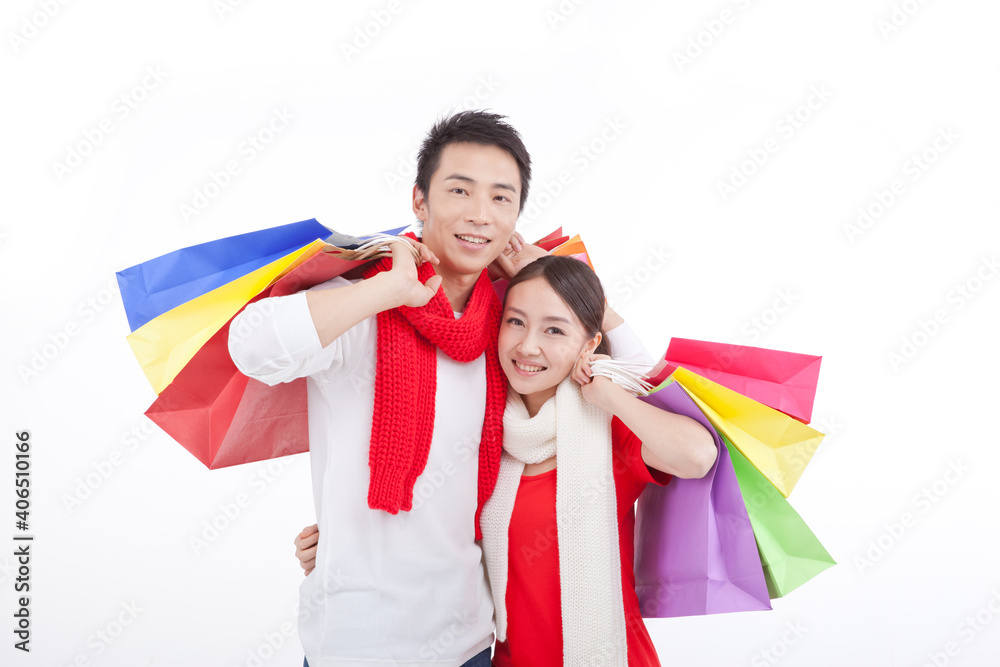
[362,255,506,539]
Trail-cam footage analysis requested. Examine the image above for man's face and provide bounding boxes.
[413,142,521,279]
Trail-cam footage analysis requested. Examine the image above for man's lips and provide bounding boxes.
[455,233,490,246]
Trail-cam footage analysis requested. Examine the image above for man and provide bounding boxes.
[230,111,532,666]
[231,110,648,665]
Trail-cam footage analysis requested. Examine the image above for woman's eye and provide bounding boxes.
[546,327,564,335]
[505,317,523,326]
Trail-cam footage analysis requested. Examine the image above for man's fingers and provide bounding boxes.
[424,274,443,295]
[421,244,440,265]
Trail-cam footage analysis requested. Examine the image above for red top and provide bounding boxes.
[493,417,672,666]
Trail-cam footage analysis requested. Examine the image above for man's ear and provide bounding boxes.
[412,184,428,222]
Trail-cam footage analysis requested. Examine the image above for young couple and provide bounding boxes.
[229,111,716,666]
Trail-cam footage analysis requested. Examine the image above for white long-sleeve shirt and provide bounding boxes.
[228,276,652,666]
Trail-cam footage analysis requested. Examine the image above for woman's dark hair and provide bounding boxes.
[416,110,532,213]
[504,255,611,356]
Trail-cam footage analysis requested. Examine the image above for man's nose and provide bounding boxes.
[466,194,494,225]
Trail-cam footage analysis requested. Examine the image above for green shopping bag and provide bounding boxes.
[725,434,835,598]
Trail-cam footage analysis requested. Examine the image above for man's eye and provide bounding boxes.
[451,188,467,195]
[495,194,511,202]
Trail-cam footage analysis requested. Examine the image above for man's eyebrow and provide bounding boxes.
[444,173,517,193]
[506,306,571,324]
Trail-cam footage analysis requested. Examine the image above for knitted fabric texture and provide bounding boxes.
[480,379,628,665]
[361,255,506,539]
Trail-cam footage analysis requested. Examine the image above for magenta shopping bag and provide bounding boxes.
[634,381,771,617]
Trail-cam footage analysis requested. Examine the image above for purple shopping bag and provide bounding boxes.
[634,381,771,617]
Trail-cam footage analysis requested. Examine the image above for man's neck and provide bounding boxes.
[437,266,482,313]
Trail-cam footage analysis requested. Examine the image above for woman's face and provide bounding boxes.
[498,277,601,410]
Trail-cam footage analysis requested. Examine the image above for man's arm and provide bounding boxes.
[230,242,441,384]
[307,242,442,348]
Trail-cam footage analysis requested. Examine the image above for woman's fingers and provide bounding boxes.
[294,524,319,575]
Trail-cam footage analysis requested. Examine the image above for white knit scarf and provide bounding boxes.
[480,378,628,665]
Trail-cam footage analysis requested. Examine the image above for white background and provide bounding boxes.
[2,1,999,665]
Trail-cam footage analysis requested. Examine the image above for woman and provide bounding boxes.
[482,255,716,666]
[296,256,716,665]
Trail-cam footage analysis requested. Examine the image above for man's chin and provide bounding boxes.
[440,253,502,279]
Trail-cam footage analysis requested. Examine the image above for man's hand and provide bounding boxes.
[382,240,444,308]
[294,524,319,576]
[488,232,548,281]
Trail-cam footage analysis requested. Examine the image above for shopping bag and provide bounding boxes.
[116,218,334,332]
[550,234,594,269]
[145,247,369,468]
[671,367,824,497]
[127,239,330,393]
[664,338,822,423]
[125,225,407,394]
[634,381,771,617]
[725,434,836,597]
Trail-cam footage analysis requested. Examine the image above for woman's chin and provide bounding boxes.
[508,376,561,400]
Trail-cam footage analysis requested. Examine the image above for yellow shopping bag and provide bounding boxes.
[127,239,328,393]
[671,367,824,497]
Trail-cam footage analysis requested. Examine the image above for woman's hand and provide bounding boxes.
[574,353,627,413]
[488,232,547,281]
[294,524,319,576]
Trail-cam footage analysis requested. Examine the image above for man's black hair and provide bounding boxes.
[415,110,532,213]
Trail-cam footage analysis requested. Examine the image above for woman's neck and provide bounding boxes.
[520,387,557,418]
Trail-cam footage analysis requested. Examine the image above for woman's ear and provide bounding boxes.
[583,331,602,356]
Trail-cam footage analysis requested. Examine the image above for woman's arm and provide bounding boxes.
[578,358,717,479]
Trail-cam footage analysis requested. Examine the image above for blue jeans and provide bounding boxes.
[304,647,491,666]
